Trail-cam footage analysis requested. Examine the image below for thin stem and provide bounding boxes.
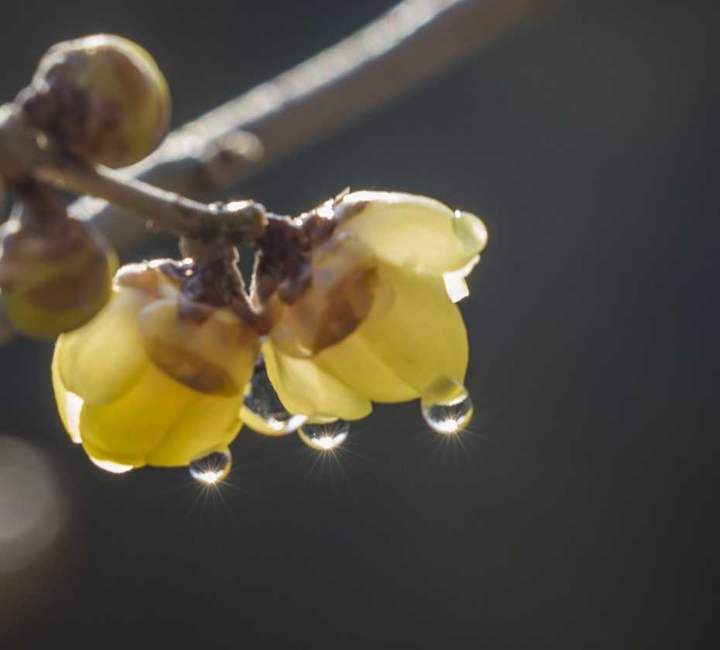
[0,103,268,243]
[36,158,267,243]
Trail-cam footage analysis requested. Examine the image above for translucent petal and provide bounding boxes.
[315,331,417,403]
[89,458,134,474]
[78,363,185,467]
[79,361,244,468]
[56,288,147,405]
[316,262,468,402]
[51,348,83,443]
[262,341,372,421]
[138,298,259,395]
[147,393,242,467]
[336,191,487,275]
[443,255,480,303]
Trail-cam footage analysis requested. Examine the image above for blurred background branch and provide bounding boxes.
[70,0,547,251]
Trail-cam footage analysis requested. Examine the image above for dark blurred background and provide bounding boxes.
[1,0,717,648]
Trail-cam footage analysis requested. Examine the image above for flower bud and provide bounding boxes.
[262,191,484,422]
[0,213,117,339]
[18,34,170,168]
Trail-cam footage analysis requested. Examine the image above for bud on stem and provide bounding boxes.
[17,34,171,169]
[0,182,117,338]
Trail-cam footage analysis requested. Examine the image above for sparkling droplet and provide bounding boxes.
[241,358,307,435]
[89,457,134,474]
[421,378,473,434]
[189,448,232,485]
[298,420,349,451]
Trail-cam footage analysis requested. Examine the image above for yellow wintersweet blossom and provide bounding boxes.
[52,260,259,469]
[263,191,487,422]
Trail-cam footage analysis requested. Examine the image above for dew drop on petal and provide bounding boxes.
[453,210,488,255]
[298,420,349,451]
[189,447,232,485]
[421,378,474,434]
[241,358,307,435]
[88,457,134,474]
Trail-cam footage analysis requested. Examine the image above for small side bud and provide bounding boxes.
[18,34,171,168]
[0,190,117,339]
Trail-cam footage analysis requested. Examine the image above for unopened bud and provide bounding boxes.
[18,34,171,168]
[0,212,117,339]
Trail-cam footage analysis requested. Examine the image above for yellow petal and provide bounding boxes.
[51,348,83,443]
[79,360,244,468]
[56,288,147,405]
[147,392,242,467]
[336,191,487,275]
[262,340,371,421]
[315,331,417,403]
[78,362,184,467]
[316,262,468,402]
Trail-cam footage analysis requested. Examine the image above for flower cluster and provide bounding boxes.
[0,35,488,483]
[51,191,487,476]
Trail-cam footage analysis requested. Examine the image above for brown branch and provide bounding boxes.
[0,102,267,242]
[36,159,267,243]
[72,0,546,250]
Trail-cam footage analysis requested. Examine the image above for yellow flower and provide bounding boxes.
[263,191,487,422]
[52,260,259,469]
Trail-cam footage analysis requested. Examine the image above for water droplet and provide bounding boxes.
[189,448,232,485]
[421,378,473,434]
[241,358,307,435]
[89,457,134,474]
[453,210,488,254]
[298,420,349,451]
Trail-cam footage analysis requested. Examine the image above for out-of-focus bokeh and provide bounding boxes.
[0,0,717,647]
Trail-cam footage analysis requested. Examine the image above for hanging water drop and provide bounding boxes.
[240,357,307,435]
[421,378,473,434]
[89,457,133,474]
[189,447,232,485]
[298,420,349,451]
